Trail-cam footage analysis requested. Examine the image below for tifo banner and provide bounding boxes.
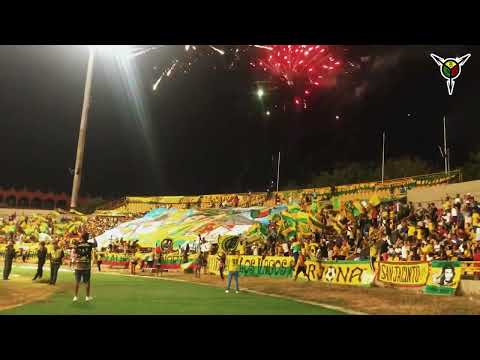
[377,261,430,287]
[94,205,320,253]
[424,261,462,296]
[296,260,375,286]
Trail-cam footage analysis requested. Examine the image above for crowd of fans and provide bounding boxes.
[96,191,480,269]
[0,213,140,262]
[228,193,480,265]
[3,192,480,273]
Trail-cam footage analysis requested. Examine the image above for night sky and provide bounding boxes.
[1,45,479,199]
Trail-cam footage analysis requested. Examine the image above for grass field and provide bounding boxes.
[0,266,344,315]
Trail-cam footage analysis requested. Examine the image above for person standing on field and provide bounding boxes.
[49,241,64,285]
[3,240,16,280]
[294,248,310,281]
[217,250,226,280]
[130,252,138,275]
[194,252,203,278]
[96,251,103,272]
[73,232,98,302]
[225,251,240,294]
[32,241,47,281]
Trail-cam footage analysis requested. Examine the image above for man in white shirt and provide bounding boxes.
[252,244,259,256]
[454,194,462,205]
[394,246,402,258]
[443,212,451,225]
[401,242,410,261]
[451,206,458,217]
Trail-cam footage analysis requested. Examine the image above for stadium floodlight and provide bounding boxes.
[70,46,132,209]
[257,88,264,99]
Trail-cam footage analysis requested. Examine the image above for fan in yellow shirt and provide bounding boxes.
[238,241,246,256]
[427,221,434,232]
[225,252,240,293]
[407,225,416,237]
[443,198,451,211]
[473,211,480,227]
[339,242,350,260]
[421,242,433,255]
[416,227,425,241]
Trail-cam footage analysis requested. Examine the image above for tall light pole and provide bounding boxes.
[443,116,448,175]
[381,132,386,183]
[276,151,281,192]
[70,47,95,209]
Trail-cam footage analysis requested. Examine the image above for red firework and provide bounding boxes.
[251,45,342,108]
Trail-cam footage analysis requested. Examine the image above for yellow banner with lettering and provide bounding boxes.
[208,255,294,277]
[207,254,221,275]
[207,255,375,286]
[377,261,430,287]
[296,260,375,286]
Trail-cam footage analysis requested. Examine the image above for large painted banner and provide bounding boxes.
[94,205,318,252]
[424,261,462,296]
[296,260,375,286]
[377,261,430,287]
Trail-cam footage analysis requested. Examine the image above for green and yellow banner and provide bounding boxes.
[424,261,462,296]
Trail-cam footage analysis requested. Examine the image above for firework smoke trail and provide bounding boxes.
[209,46,225,55]
[152,45,231,90]
[153,60,178,91]
[253,45,273,50]
[129,46,159,59]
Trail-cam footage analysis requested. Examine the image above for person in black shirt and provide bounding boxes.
[320,240,329,260]
[73,232,98,302]
[33,242,47,281]
[182,244,190,264]
[3,240,16,280]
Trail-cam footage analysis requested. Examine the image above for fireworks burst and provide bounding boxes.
[148,45,357,112]
[152,45,246,91]
[251,45,343,108]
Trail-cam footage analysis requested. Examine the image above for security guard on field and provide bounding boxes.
[49,241,64,285]
[3,240,16,280]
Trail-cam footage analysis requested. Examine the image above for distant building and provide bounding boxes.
[0,187,90,210]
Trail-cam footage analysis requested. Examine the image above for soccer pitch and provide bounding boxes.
[1,267,344,315]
